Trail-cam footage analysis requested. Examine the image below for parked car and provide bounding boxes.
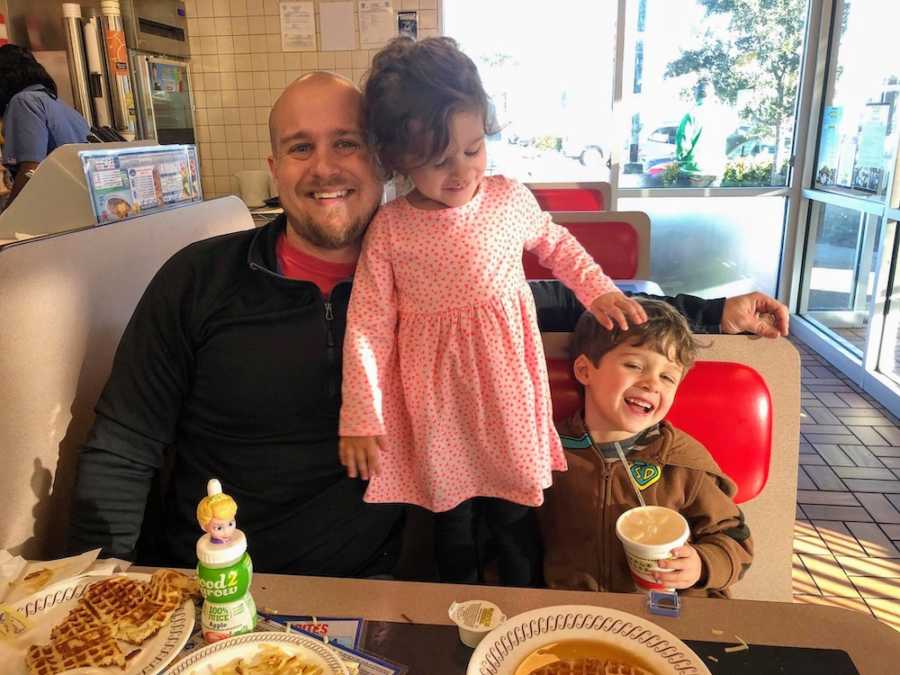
[727,138,776,162]
[636,123,679,171]
[560,135,605,168]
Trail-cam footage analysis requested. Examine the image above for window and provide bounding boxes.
[618,0,807,188]
[443,1,616,181]
[619,196,784,297]
[813,1,900,201]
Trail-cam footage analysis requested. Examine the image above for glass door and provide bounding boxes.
[799,203,884,354]
[792,0,900,415]
[133,53,197,145]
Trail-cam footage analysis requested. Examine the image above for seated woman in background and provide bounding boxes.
[0,44,89,208]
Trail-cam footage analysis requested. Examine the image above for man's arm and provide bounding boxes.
[68,254,194,559]
[530,280,726,333]
[68,431,159,558]
[529,280,788,337]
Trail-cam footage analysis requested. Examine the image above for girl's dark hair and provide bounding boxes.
[363,36,498,174]
[0,44,58,117]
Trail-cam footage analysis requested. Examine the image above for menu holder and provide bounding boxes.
[80,145,203,225]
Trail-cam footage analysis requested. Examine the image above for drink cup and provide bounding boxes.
[615,505,690,592]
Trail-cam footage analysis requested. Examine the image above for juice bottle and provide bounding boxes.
[195,479,257,643]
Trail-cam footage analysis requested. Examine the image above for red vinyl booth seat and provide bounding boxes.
[530,187,606,211]
[547,358,772,504]
[524,220,639,280]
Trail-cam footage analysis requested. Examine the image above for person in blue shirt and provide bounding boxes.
[0,44,90,207]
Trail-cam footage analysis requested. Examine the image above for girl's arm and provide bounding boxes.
[515,181,643,328]
[339,217,398,440]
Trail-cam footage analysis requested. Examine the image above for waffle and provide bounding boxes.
[83,576,148,625]
[49,599,103,642]
[26,571,196,675]
[527,658,654,675]
[148,567,200,601]
[25,623,126,675]
[116,586,183,644]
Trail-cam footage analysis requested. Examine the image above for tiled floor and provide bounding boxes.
[791,336,900,631]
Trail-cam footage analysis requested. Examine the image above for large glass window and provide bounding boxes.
[812,1,900,202]
[878,220,900,382]
[619,196,785,297]
[443,1,615,182]
[619,0,807,189]
[799,203,884,355]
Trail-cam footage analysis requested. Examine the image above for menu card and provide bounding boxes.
[81,145,203,225]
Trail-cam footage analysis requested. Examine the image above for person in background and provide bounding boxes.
[0,44,90,207]
[541,299,753,596]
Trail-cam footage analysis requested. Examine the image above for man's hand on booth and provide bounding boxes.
[720,291,789,339]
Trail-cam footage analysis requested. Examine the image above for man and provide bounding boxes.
[68,73,788,576]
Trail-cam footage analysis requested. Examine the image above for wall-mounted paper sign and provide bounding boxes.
[280,2,317,52]
[321,1,356,51]
[360,1,395,47]
[398,10,417,39]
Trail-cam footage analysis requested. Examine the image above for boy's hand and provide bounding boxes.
[589,292,647,331]
[655,544,703,589]
[339,435,382,480]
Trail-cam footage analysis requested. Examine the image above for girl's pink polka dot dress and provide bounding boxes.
[340,176,617,511]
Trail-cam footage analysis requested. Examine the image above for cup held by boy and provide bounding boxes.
[540,298,753,597]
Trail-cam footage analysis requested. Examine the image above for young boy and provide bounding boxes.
[540,298,753,597]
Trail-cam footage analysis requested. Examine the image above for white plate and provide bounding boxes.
[467,604,711,675]
[6,573,195,675]
[165,631,350,675]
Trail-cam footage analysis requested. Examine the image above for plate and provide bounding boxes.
[467,604,711,675]
[6,573,195,675]
[166,631,350,675]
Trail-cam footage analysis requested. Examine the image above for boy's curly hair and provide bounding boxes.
[572,298,702,371]
[362,36,499,174]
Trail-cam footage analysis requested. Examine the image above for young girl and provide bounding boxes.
[339,37,645,584]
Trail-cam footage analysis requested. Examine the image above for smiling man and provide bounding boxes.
[68,74,404,575]
[67,73,788,578]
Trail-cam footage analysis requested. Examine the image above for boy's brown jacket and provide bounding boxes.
[540,411,754,597]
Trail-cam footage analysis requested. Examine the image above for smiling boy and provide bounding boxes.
[540,299,753,596]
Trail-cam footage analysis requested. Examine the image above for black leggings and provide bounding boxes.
[434,497,542,587]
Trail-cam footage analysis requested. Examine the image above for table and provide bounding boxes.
[145,569,900,674]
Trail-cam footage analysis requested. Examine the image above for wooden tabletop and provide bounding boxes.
[143,569,900,674]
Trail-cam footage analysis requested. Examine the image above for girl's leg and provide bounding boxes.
[483,498,543,588]
[434,499,479,584]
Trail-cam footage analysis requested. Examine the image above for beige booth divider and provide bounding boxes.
[541,333,801,601]
[0,197,254,560]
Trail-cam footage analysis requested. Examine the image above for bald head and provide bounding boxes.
[268,72,362,153]
[266,71,382,258]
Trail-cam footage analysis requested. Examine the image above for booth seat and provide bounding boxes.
[546,358,771,504]
[542,333,800,601]
[523,211,651,281]
[0,197,254,559]
[526,181,611,212]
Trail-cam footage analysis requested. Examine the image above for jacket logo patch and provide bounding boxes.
[630,461,661,489]
[560,433,593,450]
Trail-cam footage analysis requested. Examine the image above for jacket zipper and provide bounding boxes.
[591,443,613,590]
[249,257,344,401]
[324,296,336,398]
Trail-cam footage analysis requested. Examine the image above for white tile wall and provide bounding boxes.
[185,0,441,197]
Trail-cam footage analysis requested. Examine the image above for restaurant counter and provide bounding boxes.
[134,568,900,674]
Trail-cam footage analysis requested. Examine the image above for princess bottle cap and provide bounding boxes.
[196,478,246,566]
